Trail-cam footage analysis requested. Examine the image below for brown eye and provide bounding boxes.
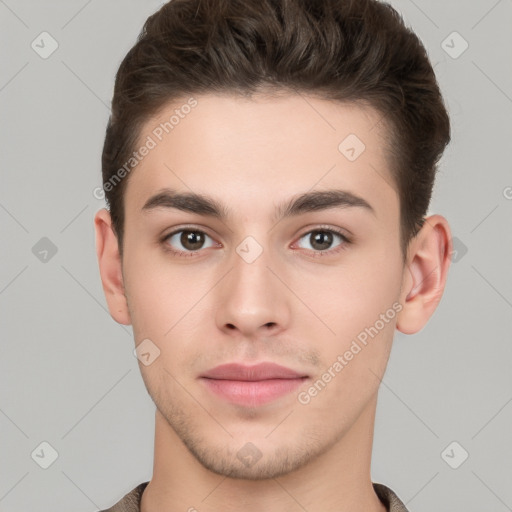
[163,229,215,255]
[309,231,334,251]
[180,230,206,250]
[296,228,350,254]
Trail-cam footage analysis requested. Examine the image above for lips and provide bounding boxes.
[199,362,309,407]
[200,362,307,381]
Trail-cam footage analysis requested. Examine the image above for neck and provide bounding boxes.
[141,394,387,512]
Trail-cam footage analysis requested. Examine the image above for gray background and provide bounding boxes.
[1,0,511,510]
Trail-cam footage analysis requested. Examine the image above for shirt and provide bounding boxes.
[98,481,409,511]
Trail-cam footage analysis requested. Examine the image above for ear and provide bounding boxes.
[396,214,452,335]
[94,208,132,325]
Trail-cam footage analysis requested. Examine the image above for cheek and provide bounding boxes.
[349,232,403,311]
[122,250,181,339]
[312,247,403,375]
[299,297,398,416]
[311,250,402,334]
[123,251,216,356]
[125,274,167,336]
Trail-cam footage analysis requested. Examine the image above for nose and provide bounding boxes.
[214,241,291,339]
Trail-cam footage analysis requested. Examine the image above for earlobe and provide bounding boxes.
[94,208,132,325]
[396,215,452,335]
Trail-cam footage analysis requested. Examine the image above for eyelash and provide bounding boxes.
[160,225,352,258]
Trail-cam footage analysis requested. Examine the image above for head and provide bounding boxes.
[95,0,452,480]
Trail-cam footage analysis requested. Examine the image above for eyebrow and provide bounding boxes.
[141,187,376,221]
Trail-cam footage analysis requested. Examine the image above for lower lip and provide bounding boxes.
[200,377,308,406]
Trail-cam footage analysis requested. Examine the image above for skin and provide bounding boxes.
[94,93,452,512]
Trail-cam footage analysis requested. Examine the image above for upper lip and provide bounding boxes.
[200,362,307,381]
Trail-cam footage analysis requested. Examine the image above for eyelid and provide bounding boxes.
[161,223,216,239]
[294,224,352,241]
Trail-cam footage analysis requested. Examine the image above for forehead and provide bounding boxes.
[124,93,398,224]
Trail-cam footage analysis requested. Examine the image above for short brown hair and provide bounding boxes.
[101,0,450,261]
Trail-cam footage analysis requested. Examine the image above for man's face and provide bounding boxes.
[120,93,406,479]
